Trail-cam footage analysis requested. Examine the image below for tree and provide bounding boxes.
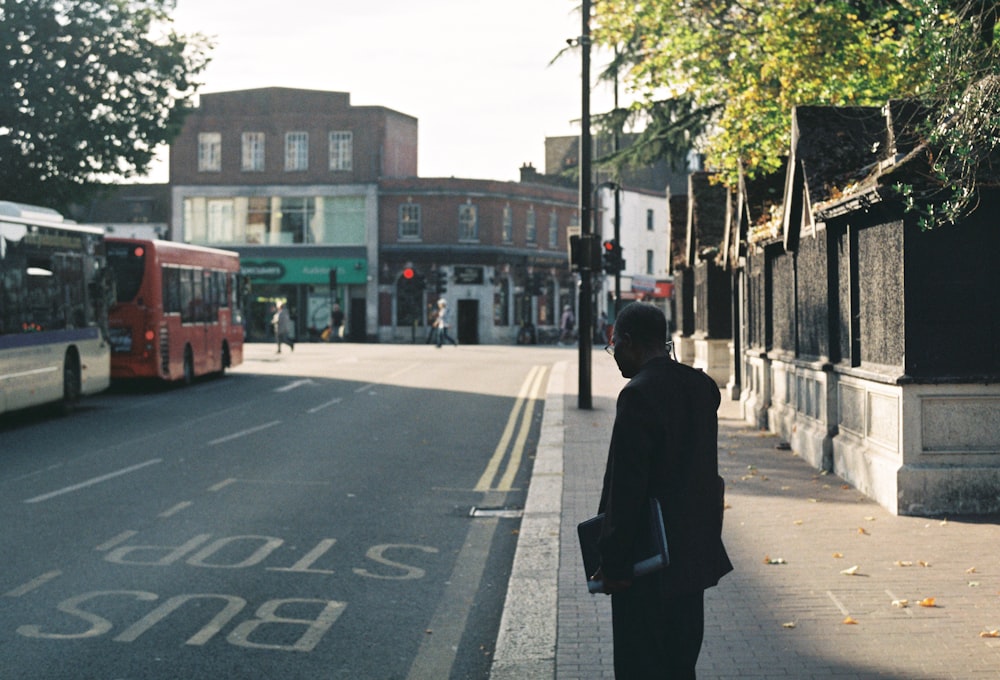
[590,0,999,227]
[0,0,211,210]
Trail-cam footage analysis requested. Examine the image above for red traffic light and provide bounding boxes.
[402,267,415,279]
[603,240,614,252]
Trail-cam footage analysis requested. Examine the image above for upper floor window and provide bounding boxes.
[458,203,478,241]
[285,132,308,171]
[399,203,421,240]
[501,205,513,243]
[548,210,559,248]
[328,131,353,171]
[646,249,654,275]
[198,133,221,172]
[647,208,655,231]
[241,132,265,172]
[525,206,536,244]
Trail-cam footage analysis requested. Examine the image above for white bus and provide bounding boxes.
[0,201,111,415]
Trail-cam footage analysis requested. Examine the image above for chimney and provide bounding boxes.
[519,162,539,183]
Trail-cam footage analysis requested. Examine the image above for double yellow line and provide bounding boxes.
[474,365,548,492]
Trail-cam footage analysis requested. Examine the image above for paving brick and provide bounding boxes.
[492,353,1000,679]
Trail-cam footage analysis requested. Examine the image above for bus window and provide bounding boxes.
[107,242,146,304]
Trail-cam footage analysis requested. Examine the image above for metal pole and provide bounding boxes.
[612,47,623,318]
[578,0,593,410]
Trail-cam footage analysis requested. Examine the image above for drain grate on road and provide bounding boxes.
[469,506,524,518]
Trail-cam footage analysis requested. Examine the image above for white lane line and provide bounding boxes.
[274,379,315,393]
[4,571,62,598]
[307,397,343,414]
[24,459,163,504]
[208,478,237,492]
[207,420,281,446]
[159,501,193,518]
[95,531,139,552]
[354,383,376,394]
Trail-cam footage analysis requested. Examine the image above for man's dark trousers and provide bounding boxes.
[611,577,704,679]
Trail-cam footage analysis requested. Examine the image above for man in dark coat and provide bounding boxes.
[592,302,733,678]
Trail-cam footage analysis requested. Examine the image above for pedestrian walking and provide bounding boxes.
[330,303,345,341]
[559,304,576,344]
[271,301,294,353]
[591,302,732,678]
[595,310,608,344]
[434,298,457,347]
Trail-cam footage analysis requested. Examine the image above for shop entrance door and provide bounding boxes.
[457,299,479,345]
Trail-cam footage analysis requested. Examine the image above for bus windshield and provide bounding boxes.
[106,241,146,304]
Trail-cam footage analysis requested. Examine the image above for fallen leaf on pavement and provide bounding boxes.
[840,565,861,576]
[969,581,980,587]
[919,560,932,567]
[918,597,937,607]
[864,516,876,521]
[966,566,977,574]
[895,560,914,567]
[763,556,787,565]
[843,616,858,625]
[793,520,804,525]
[858,527,870,535]
[782,622,796,629]
[981,630,1000,638]
[832,552,844,558]
[891,599,909,608]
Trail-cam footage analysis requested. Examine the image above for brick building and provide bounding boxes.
[378,176,577,344]
[166,86,580,344]
[169,87,417,342]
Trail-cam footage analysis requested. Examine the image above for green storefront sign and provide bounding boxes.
[241,257,368,285]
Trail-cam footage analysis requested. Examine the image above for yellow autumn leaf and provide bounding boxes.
[918,597,937,607]
[966,566,977,574]
[832,552,844,558]
[793,520,804,525]
[980,630,1000,638]
[843,616,859,625]
[858,527,870,535]
[895,560,913,567]
[919,560,932,567]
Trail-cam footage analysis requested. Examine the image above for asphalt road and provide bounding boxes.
[0,342,572,679]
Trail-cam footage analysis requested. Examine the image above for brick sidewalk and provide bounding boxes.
[550,354,1000,680]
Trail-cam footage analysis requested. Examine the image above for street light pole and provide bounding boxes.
[577,0,593,410]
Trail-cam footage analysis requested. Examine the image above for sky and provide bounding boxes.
[146,0,619,183]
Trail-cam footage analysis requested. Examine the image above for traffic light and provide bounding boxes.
[400,267,425,290]
[435,269,448,295]
[602,239,624,274]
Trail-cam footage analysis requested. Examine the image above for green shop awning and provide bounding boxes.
[241,257,367,285]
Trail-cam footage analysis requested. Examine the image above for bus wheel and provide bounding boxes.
[60,350,82,416]
[218,341,231,376]
[183,346,195,385]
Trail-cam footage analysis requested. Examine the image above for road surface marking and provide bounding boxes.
[475,366,545,492]
[208,420,281,446]
[497,366,548,491]
[4,571,61,597]
[159,501,193,518]
[307,397,343,414]
[274,379,315,393]
[24,459,163,504]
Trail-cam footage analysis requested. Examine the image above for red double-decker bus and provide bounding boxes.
[106,238,244,382]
